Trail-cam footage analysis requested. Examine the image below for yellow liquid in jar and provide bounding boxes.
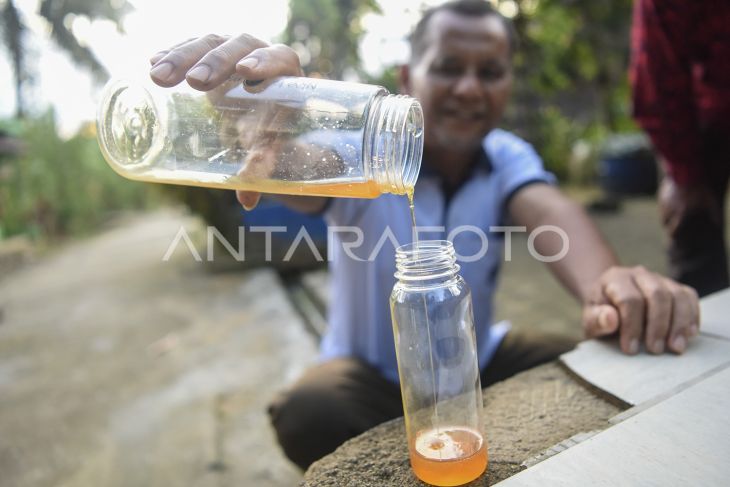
[129,168,387,198]
[403,190,488,486]
[410,426,488,486]
[407,187,417,236]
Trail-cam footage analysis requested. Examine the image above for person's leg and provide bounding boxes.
[480,329,577,388]
[267,357,403,470]
[661,130,730,297]
[661,175,729,297]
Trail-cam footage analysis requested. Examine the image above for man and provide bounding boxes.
[150,0,699,470]
[630,0,730,297]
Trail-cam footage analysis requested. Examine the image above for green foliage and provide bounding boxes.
[363,65,399,93]
[0,112,160,240]
[1,0,133,117]
[284,0,380,79]
[504,0,637,183]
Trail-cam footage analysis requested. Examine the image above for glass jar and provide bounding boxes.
[96,76,423,198]
[390,240,488,486]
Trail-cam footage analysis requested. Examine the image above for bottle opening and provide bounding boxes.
[365,94,424,195]
[97,79,166,172]
[395,240,460,282]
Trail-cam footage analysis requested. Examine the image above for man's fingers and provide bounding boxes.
[632,268,672,354]
[185,34,269,91]
[235,143,278,211]
[236,44,303,83]
[149,51,167,66]
[583,304,619,338]
[236,191,261,211]
[667,284,700,354]
[150,34,230,87]
[602,273,644,355]
[149,37,199,66]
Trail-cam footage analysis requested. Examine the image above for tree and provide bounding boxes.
[0,0,133,118]
[497,0,635,181]
[283,0,380,79]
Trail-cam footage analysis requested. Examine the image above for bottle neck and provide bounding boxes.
[364,93,424,195]
[395,240,460,287]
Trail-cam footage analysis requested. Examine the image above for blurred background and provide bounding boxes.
[0,1,670,486]
[0,0,650,247]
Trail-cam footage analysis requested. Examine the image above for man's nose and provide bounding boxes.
[453,71,484,99]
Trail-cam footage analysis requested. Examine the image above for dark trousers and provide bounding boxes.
[660,131,730,297]
[267,330,577,470]
[662,179,730,297]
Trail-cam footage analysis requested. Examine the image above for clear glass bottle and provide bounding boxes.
[390,240,488,487]
[96,76,423,198]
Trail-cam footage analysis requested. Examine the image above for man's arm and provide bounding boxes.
[508,183,616,301]
[509,183,699,355]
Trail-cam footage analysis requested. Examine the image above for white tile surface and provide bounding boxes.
[560,335,730,405]
[495,366,730,487]
[700,287,730,340]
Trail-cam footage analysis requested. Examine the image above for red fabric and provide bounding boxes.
[630,0,730,186]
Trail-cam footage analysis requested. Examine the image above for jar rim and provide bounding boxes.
[364,94,423,195]
[394,240,459,282]
[396,239,453,256]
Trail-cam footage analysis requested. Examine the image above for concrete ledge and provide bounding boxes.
[302,362,625,486]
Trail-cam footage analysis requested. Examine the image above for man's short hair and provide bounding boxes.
[409,0,518,63]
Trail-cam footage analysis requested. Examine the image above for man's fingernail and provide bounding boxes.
[628,339,640,355]
[244,79,264,87]
[187,64,211,83]
[149,51,168,64]
[689,324,699,336]
[672,335,687,353]
[150,62,174,81]
[652,340,665,354]
[237,57,259,70]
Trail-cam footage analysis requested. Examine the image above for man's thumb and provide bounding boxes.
[583,304,619,338]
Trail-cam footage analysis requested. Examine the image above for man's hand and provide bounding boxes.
[582,266,700,355]
[148,33,304,211]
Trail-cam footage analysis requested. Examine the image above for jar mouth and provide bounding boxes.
[365,94,423,195]
[395,240,460,282]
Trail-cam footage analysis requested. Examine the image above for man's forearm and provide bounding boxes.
[511,184,618,302]
[536,199,618,302]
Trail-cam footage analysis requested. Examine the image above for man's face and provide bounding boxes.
[403,11,513,153]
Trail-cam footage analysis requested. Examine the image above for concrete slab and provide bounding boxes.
[301,363,624,486]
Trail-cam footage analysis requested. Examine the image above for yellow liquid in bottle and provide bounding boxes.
[404,189,488,485]
[407,187,418,238]
[410,426,488,486]
[127,167,388,198]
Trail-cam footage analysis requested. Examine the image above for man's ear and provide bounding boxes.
[398,64,411,95]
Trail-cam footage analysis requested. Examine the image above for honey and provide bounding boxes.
[410,426,488,486]
[136,169,385,198]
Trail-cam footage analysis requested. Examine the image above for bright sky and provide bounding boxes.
[0,0,489,136]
